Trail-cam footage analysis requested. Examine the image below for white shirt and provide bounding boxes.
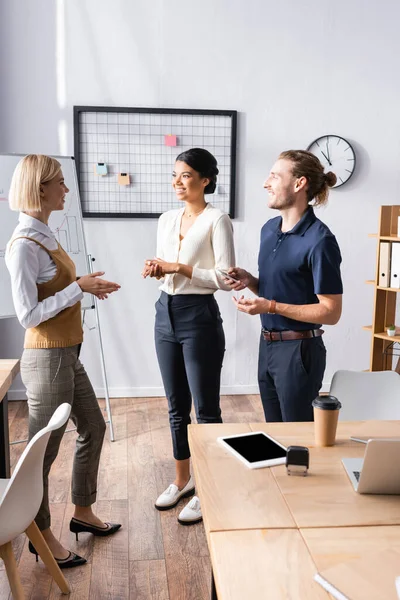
[5,212,83,329]
[157,203,235,295]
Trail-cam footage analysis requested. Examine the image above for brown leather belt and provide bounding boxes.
[262,328,324,341]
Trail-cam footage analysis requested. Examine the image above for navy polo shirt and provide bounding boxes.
[258,207,343,331]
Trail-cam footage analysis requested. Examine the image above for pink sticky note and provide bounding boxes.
[165,134,177,147]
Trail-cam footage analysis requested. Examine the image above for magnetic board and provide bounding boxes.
[0,153,91,318]
[74,106,237,218]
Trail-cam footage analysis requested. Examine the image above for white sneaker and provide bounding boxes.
[177,495,203,525]
[155,476,195,511]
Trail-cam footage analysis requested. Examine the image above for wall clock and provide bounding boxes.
[307,135,356,188]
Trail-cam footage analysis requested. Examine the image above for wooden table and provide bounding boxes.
[188,423,295,533]
[0,359,20,478]
[209,529,329,599]
[301,525,400,572]
[189,421,400,600]
[209,526,400,600]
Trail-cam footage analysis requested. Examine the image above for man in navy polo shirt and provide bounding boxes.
[226,150,343,422]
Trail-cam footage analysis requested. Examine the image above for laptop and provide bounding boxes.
[342,439,400,494]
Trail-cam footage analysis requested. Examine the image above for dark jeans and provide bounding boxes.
[155,292,225,460]
[258,334,326,422]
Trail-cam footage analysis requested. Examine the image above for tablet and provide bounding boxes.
[217,431,287,469]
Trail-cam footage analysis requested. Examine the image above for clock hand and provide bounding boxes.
[326,138,332,165]
[320,149,332,166]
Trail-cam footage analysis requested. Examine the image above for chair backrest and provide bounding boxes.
[329,370,400,421]
[0,403,71,545]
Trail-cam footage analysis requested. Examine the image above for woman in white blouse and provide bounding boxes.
[142,148,235,525]
[6,155,121,568]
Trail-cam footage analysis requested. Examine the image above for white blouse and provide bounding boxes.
[156,203,235,295]
[5,212,83,329]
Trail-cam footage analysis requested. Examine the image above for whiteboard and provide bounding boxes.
[0,154,92,318]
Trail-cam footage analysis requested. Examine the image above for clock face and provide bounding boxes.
[307,135,356,188]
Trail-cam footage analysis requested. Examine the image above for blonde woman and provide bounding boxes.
[5,155,121,568]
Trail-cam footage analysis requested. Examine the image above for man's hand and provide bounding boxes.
[223,267,256,291]
[232,295,270,315]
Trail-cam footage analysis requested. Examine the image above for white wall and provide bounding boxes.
[1,0,399,399]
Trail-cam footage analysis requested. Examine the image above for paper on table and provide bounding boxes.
[314,548,400,600]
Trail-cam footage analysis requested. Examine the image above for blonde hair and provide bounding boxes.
[279,150,337,207]
[8,154,62,212]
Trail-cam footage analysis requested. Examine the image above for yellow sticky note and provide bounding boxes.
[118,173,130,185]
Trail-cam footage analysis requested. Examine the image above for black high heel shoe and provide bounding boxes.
[28,541,87,569]
[69,518,121,541]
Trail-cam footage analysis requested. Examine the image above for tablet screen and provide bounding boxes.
[222,433,287,463]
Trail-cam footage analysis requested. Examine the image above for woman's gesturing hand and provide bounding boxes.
[77,272,121,298]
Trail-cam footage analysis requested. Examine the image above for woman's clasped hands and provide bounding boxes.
[142,258,178,279]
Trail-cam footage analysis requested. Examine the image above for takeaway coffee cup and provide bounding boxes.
[312,395,342,447]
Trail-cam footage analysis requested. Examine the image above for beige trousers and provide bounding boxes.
[21,345,106,530]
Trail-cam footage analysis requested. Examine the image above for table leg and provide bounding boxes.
[211,569,218,600]
[0,393,10,478]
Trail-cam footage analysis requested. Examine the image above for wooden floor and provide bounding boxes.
[0,395,264,599]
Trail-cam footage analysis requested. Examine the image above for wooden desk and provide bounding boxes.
[188,423,295,533]
[303,526,400,599]
[301,525,400,572]
[210,529,329,599]
[248,419,400,445]
[210,526,400,600]
[189,421,400,600]
[251,422,400,528]
[272,447,400,528]
[0,359,20,478]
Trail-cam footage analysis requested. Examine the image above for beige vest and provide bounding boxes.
[11,236,83,349]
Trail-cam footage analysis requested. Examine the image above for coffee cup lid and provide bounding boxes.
[312,395,342,410]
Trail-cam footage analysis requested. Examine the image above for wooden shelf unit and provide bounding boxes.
[367,205,400,371]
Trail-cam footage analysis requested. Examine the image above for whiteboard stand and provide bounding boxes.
[87,254,115,442]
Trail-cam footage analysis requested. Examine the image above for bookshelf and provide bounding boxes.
[366,205,400,371]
